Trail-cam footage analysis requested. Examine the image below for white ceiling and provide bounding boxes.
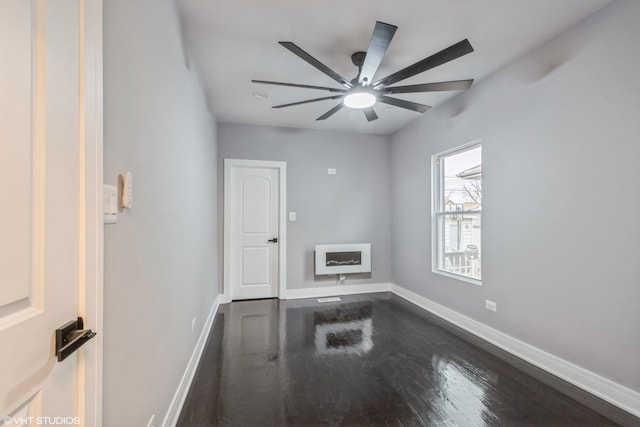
[178,0,612,135]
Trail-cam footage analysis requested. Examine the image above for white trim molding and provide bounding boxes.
[162,295,221,427]
[390,284,640,419]
[285,283,392,300]
[79,1,104,425]
[223,159,287,304]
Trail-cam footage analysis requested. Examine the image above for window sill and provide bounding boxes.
[433,268,482,286]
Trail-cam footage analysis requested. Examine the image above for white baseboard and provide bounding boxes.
[285,282,392,300]
[390,284,640,418]
[162,294,221,427]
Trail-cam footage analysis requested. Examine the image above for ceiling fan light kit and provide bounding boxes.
[253,21,475,122]
[343,91,376,109]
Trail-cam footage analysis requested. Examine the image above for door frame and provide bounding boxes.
[223,159,287,303]
[79,1,104,425]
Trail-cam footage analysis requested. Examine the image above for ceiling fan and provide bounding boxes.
[252,21,475,122]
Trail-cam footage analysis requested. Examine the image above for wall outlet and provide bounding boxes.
[191,317,196,333]
[485,299,497,312]
[147,414,156,427]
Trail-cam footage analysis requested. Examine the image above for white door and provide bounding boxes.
[226,161,285,300]
[0,1,99,422]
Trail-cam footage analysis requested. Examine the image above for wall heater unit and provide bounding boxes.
[315,243,371,275]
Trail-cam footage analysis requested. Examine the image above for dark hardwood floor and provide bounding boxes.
[177,293,620,426]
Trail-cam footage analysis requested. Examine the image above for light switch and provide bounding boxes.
[289,212,296,222]
[103,184,118,224]
[328,168,336,175]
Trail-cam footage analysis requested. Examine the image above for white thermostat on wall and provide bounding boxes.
[121,171,133,209]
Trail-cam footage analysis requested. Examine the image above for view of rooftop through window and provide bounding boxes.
[444,146,482,211]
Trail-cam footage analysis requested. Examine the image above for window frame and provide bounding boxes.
[431,139,482,286]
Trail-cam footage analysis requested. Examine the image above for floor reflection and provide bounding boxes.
[177,293,619,426]
[313,302,373,356]
[429,354,499,426]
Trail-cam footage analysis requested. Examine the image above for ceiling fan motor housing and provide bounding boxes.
[351,51,367,67]
[351,51,368,85]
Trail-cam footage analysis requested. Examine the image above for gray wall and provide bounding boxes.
[218,123,391,291]
[390,0,640,392]
[103,0,218,425]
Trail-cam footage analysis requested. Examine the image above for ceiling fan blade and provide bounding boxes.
[358,21,397,86]
[316,103,344,121]
[373,39,474,88]
[251,80,346,93]
[363,108,378,122]
[378,95,431,113]
[384,79,474,94]
[272,95,343,109]
[279,42,353,89]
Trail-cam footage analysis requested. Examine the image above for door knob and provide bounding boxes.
[268,237,278,243]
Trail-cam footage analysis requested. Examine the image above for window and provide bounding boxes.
[432,141,482,284]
